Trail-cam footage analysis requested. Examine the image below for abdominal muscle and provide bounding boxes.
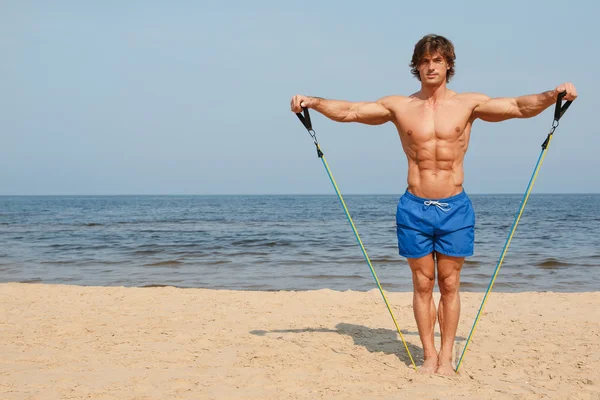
[404,141,466,199]
[406,162,464,199]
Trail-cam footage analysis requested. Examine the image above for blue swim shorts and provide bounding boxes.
[395,189,475,259]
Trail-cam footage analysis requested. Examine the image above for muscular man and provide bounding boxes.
[290,34,577,376]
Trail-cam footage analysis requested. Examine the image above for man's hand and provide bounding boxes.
[290,95,317,113]
[555,82,578,101]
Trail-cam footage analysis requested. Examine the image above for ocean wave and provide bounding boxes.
[133,249,161,256]
[536,258,573,269]
[143,260,183,267]
[141,284,178,288]
[231,239,293,247]
[274,260,323,266]
[40,260,77,265]
[459,281,481,288]
[370,257,405,263]
[293,274,365,280]
[19,278,42,283]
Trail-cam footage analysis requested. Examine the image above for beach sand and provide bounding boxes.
[1,283,599,399]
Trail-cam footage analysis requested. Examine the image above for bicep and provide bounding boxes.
[347,98,393,125]
[473,97,520,122]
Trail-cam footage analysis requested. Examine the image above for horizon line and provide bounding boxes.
[1,192,599,197]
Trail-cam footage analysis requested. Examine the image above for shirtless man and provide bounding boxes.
[290,34,577,376]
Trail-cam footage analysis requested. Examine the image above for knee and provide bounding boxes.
[414,272,435,296]
[439,274,459,297]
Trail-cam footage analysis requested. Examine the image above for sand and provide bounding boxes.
[1,283,599,399]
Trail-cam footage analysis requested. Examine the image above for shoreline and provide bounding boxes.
[2,283,599,399]
[4,280,599,294]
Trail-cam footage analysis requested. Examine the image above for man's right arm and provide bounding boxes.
[290,95,395,126]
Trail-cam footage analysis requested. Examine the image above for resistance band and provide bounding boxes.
[455,91,574,373]
[295,107,417,370]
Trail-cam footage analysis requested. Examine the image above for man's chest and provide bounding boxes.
[393,102,473,141]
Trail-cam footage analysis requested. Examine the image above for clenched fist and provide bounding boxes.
[290,95,317,113]
[555,82,577,101]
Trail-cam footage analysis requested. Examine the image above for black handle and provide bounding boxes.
[296,107,312,131]
[554,91,573,122]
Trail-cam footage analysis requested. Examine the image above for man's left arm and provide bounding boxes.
[472,83,577,122]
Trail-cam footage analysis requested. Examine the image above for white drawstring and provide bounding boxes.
[424,200,451,212]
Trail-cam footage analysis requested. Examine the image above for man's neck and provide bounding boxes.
[419,82,448,104]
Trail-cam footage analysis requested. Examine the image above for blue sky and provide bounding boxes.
[1,0,597,195]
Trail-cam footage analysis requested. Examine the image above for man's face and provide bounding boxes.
[418,51,449,85]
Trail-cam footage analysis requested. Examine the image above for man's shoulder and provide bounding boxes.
[377,94,409,103]
[376,95,412,110]
[455,92,492,104]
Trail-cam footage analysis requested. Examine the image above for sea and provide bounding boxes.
[1,194,599,292]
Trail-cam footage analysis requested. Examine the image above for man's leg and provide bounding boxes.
[407,253,437,373]
[435,252,464,375]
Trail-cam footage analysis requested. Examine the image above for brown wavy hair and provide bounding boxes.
[410,34,456,83]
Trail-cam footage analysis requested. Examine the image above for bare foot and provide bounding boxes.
[418,355,438,374]
[435,358,456,376]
